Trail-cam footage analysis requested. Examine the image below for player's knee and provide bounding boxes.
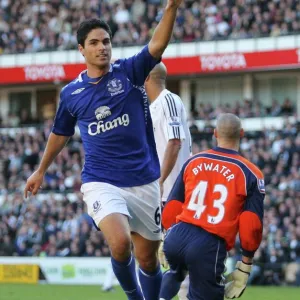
[137,252,159,272]
[110,235,131,262]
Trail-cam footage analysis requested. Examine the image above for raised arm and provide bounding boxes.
[148,0,183,59]
[119,1,182,85]
[24,133,69,198]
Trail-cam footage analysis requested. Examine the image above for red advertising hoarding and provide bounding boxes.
[0,49,299,85]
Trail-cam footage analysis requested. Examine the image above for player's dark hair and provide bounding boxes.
[77,19,112,47]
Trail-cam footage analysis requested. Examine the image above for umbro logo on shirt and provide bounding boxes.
[71,88,85,95]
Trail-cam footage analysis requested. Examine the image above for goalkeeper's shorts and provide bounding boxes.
[163,222,227,300]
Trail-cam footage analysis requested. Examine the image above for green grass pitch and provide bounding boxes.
[0,284,299,300]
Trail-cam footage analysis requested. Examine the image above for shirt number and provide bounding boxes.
[187,181,228,224]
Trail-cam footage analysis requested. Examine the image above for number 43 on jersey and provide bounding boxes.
[187,181,228,224]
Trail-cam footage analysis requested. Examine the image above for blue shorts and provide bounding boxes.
[163,222,227,300]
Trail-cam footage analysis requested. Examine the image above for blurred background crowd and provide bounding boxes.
[0,97,295,128]
[1,0,300,54]
[194,98,294,120]
[0,118,300,285]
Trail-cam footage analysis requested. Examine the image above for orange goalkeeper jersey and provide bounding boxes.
[162,147,265,257]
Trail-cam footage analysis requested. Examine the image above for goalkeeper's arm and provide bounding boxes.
[225,211,263,299]
[225,174,265,299]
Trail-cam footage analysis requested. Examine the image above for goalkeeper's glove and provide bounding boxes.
[225,261,252,299]
[158,237,169,269]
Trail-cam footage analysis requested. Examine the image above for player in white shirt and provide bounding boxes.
[145,62,191,300]
[145,63,191,203]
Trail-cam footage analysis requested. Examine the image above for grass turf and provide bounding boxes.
[0,284,299,300]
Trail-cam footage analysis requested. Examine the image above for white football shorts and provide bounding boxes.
[81,180,161,241]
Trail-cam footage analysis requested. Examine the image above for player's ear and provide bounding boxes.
[145,75,150,82]
[214,128,218,138]
[78,44,85,57]
[240,128,245,138]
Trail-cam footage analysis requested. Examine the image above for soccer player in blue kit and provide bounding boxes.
[24,1,183,299]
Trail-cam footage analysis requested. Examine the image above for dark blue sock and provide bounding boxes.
[159,270,182,300]
[138,264,162,300]
[111,254,144,300]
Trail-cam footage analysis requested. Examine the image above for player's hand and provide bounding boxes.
[24,170,44,198]
[158,239,169,269]
[166,0,183,9]
[225,261,252,299]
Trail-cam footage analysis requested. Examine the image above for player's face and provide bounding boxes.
[79,28,112,69]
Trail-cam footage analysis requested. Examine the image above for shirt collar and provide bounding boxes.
[213,146,239,155]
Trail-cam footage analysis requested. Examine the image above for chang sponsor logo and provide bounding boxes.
[95,106,111,120]
[88,114,130,136]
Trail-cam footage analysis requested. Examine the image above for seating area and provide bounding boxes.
[1,0,299,54]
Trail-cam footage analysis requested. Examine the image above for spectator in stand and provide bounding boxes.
[1,0,300,54]
[281,98,294,115]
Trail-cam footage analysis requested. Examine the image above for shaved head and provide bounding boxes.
[215,113,242,141]
[145,62,168,102]
[149,62,167,82]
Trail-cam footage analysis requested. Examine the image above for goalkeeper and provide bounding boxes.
[159,113,265,300]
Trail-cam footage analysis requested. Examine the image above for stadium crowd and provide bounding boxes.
[0,117,299,285]
[0,0,300,54]
[0,98,295,128]
[194,98,295,120]
[0,120,110,258]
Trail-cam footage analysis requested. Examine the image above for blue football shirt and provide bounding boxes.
[52,45,160,187]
